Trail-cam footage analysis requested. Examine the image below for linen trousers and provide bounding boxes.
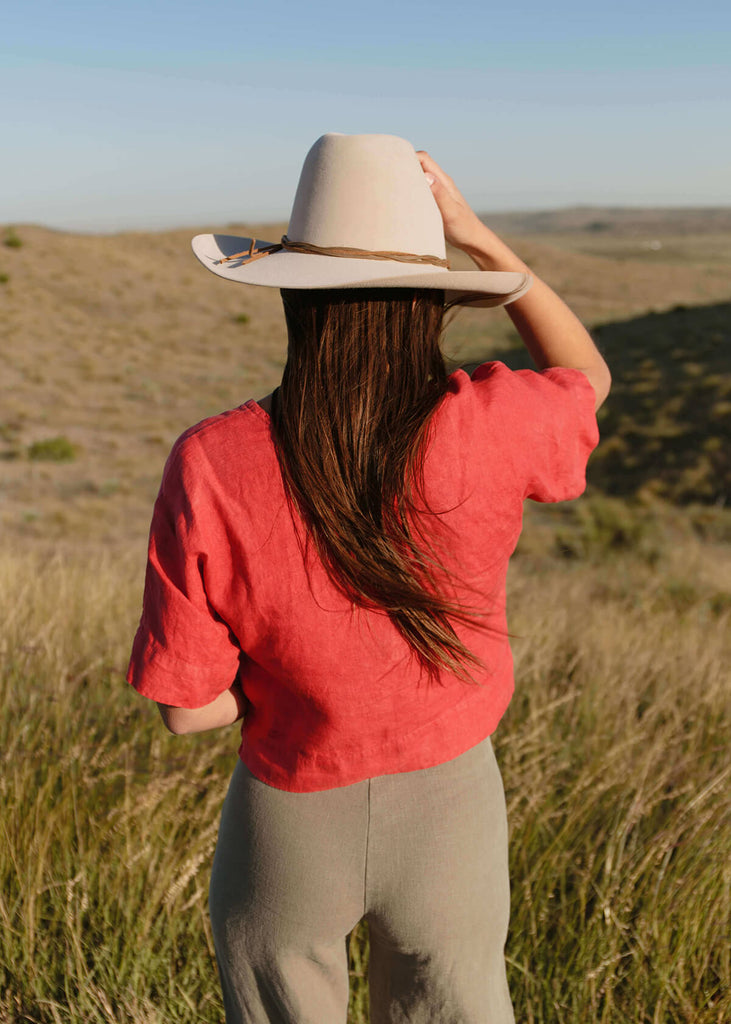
[209,736,514,1024]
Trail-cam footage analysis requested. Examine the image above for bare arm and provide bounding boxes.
[157,679,247,735]
[417,151,611,409]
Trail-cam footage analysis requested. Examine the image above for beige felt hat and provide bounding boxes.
[192,133,532,308]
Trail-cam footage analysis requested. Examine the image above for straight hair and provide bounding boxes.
[271,287,483,681]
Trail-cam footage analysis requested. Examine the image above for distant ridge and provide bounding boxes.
[3,208,731,239]
[478,206,731,236]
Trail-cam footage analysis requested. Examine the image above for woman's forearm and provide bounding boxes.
[461,223,611,409]
[157,680,247,735]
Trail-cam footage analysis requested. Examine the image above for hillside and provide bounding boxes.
[466,302,731,507]
[1,217,730,550]
[480,205,731,236]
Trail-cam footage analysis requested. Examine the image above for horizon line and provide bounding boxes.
[5,201,731,237]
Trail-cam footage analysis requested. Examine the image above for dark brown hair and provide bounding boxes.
[271,287,483,681]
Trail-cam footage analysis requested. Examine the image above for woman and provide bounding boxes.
[127,133,610,1024]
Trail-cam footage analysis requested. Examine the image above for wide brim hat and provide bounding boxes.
[192,133,532,308]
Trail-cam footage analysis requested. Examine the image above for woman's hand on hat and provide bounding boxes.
[417,150,529,274]
[416,151,487,253]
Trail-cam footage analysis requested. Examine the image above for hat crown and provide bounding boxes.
[287,133,447,260]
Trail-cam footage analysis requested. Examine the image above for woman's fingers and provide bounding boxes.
[416,150,481,250]
[416,150,457,215]
[416,151,456,203]
[416,150,453,187]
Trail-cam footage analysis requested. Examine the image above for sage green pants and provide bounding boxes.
[209,737,514,1024]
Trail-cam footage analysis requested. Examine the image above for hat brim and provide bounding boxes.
[192,234,532,308]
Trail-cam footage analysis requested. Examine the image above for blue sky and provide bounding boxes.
[2,0,730,230]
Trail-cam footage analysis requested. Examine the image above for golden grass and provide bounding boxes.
[0,525,728,1022]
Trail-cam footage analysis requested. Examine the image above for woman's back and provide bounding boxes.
[128,354,597,791]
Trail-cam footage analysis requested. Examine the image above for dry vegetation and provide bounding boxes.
[1,218,730,549]
[1,213,730,1022]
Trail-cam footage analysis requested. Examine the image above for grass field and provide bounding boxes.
[1,214,729,1022]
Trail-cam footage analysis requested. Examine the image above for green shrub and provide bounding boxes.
[3,227,22,249]
[27,436,79,462]
[660,579,700,613]
[555,496,654,561]
[0,272,9,284]
[232,312,250,325]
[0,423,19,442]
[709,591,731,617]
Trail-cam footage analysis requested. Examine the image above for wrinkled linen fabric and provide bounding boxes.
[127,361,598,793]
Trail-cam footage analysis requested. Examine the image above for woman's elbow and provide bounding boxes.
[154,686,243,734]
[157,703,196,735]
[589,360,612,410]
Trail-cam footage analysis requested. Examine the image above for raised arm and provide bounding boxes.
[417,151,611,410]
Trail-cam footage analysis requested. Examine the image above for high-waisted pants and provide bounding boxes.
[209,736,514,1024]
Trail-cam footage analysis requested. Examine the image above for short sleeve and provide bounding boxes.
[126,436,242,708]
[471,362,599,502]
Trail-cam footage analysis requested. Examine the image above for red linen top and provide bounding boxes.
[127,362,598,792]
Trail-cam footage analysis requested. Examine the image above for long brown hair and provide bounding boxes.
[271,287,482,681]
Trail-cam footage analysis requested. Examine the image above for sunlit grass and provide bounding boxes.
[1,522,728,1023]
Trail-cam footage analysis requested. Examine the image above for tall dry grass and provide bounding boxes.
[1,512,728,1022]
[503,532,730,1022]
